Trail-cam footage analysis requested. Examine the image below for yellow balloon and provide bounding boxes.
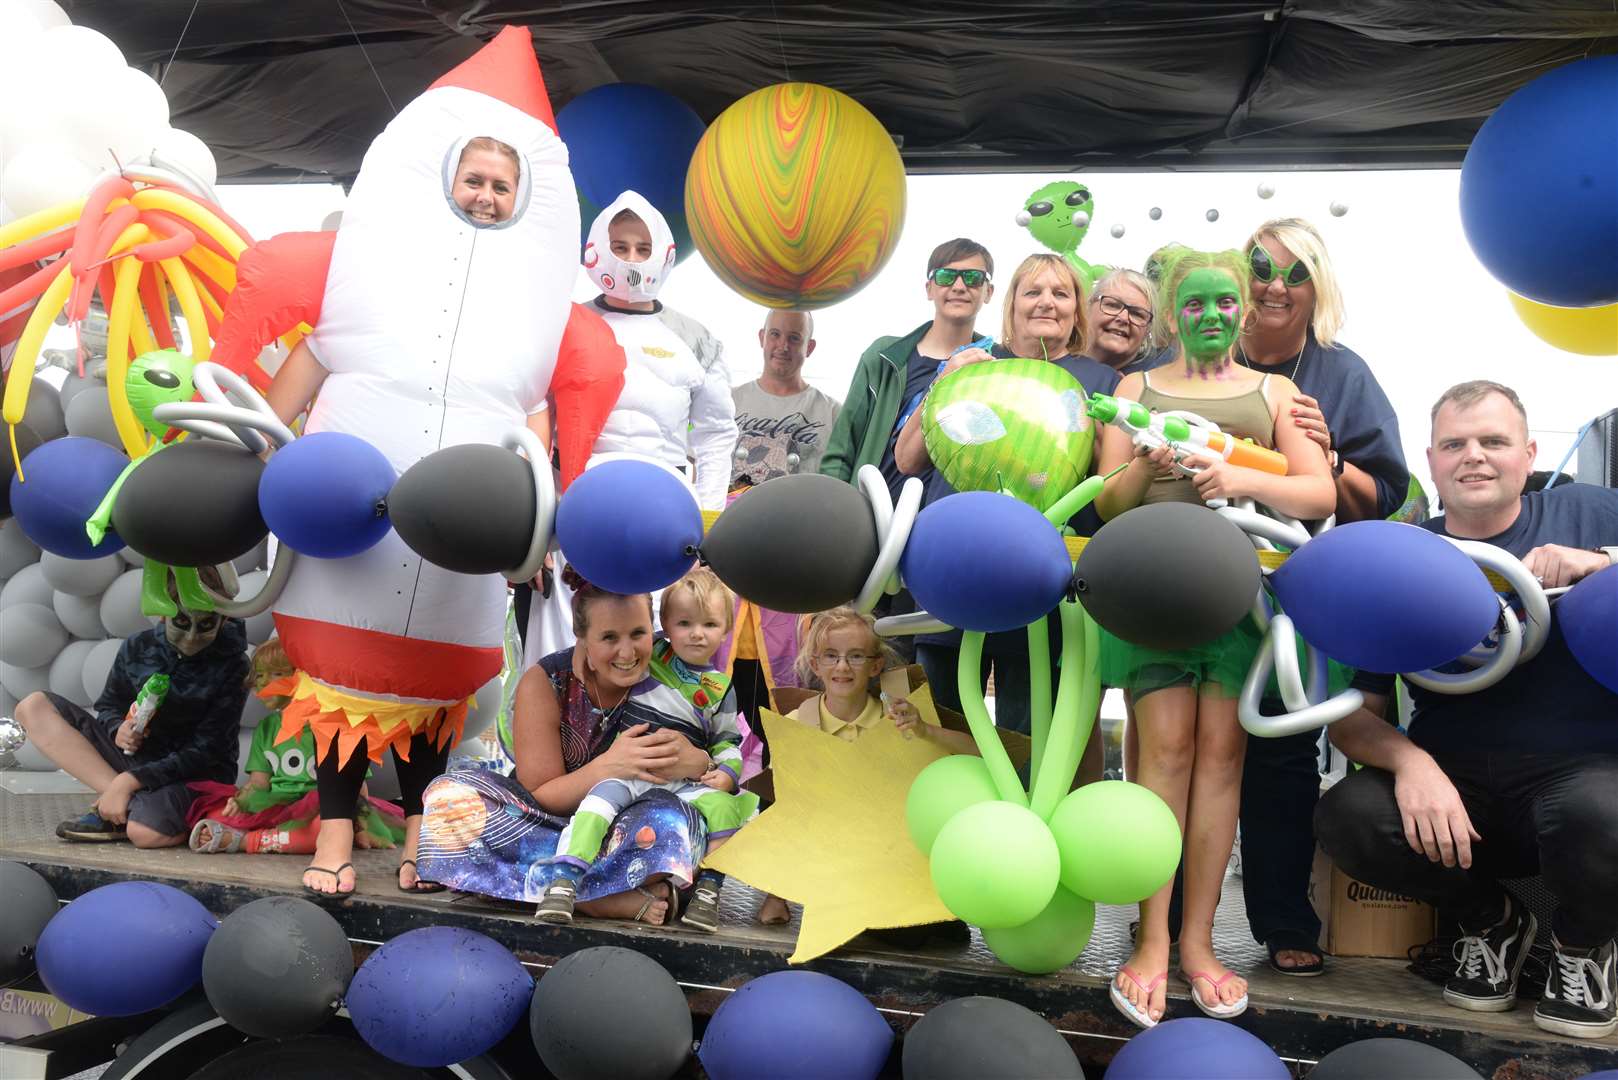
[1508,292,1618,356]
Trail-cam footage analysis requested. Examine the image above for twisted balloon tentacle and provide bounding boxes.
[958,632,1028,807]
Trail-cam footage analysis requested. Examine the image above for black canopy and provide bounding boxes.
[73,1,1618,183]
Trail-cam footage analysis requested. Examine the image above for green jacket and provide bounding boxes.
[818,321,932,483]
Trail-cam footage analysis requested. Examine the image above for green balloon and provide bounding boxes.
[906,754,1001,855]
[921,358,1095,512]
[981,885,1096,975]
[1049,781,1181,905]
[929,800,1060,930]
[127,350,196,439]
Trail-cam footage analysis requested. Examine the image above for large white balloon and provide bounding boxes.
[48,639,98,708]
[0,524,42,579]
[0,661,50,699]
[151,127,218,190]
[99,568,156,638]
[61,65,169,173]
[233,538,268,574]
[0,143,96,218]
[39,25,127,78]
[52,590,107,639]
[456,676,505,744]
[80,637,123,703]
[235,570,274,645]
[41,551,123,597]
[64,385,123,449]
[20,1,71,31]
[121,547,146,568]
[1,563,54,609]
[0,603,67,668]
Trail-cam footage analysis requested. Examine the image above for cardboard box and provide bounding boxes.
[1310,845,1437,959]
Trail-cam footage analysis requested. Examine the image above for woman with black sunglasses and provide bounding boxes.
[1228,216,1414,980]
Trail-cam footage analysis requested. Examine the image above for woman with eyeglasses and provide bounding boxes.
[1087,268,1164,375]
[893,254,1121,744]
[1222,217,1414,981]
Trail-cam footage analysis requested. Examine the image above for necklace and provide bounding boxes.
[584,668,631,728]
[1238,340,1305,384]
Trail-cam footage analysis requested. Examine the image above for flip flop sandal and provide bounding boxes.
[633,882,676,925]
[1109,966,1166,1030]
[1266,932,1325,977]
[302,862,355,897]
[398,858,447,894]
[188,819,244,853]
[1184,970,1249,1019]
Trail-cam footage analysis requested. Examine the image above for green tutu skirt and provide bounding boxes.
[1100,616,1356,700]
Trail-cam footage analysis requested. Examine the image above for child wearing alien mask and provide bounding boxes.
[13,566,249,848]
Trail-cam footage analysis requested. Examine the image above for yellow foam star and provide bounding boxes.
[706,692,959,964]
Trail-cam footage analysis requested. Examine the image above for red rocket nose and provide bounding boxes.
[429,24,557,133]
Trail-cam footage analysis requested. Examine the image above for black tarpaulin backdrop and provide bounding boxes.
[68,1,1618,182]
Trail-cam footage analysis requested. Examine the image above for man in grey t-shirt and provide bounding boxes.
[729,310,841,488]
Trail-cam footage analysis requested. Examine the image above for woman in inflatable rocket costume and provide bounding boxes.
[221,29,627,895]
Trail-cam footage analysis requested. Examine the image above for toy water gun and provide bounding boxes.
[123,674,170,754]
[1086,393,1288,476]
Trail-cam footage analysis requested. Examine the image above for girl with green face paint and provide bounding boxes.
[1086,248,1338,1030]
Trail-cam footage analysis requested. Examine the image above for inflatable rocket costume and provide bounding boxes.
[214,27,624,767]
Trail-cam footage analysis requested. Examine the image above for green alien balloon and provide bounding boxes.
[1017,180,1101,287]
[921,358,1095,513]
[126,350,197,439]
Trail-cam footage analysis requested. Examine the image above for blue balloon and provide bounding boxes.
[259,432,395,559]
[1459,56,1618,307]
[9,436,127,558]
[901,491,1071,633]
[1104,1018,1288,1080]
[346,926,533,1068]
[699,970,893,1080]
[1558,562,1618,694]
[1270,521,1499,673]
[36,881,217,1016]
[557,83,707,263]
[556,459,701,594]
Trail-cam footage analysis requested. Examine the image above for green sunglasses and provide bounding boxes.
[1249,245,1311,287]
[929,267,989,288]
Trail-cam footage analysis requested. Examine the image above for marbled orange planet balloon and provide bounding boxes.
[422,782,488,848]
[685,82,906,310]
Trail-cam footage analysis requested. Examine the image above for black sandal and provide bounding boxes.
[398,858,447,894]
[302,862,355,896]
[1267,930,1325,977]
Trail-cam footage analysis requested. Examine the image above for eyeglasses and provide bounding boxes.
[817,651,875,668]
[1094,293,1153,327]
[1249,245,1311,287]
[929,268,989,289]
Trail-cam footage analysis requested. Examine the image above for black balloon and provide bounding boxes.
[0,860,58,987]
[902,996,1084,1080]
[701,474,877,613]
[0,423,44,520]
[1073,501,1260,650]
[530,946,691,1080]
[185,1034,427,1080]
[112,440,267,566]
[388,444,535,575]
[202,896,353,1038]
[1308,1038,1483,1080]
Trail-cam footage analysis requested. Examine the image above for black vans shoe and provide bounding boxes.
[1443,895,1537,1012]
[1535,936,1616,1039]
[55,810,128,842]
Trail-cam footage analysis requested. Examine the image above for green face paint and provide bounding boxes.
[1019,181,1093,256]
[126,349,197,438]
[1174,268,1243,363]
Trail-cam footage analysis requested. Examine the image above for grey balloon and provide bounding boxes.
[41,551,123,598]
[57,372,101,411]
[0,524,42,578]
[64,386,123,450]
[121,547,146,568]
[457,676,503,745]
[202,896,354,1038]
[0,524,41,582]
[0,604,68,669]
[531,946,692,1080]
[2,564,54,609]
[233,538,268,574]
[235,571,273,645]
[52,591,107,639]
[100,569,156,638]
[0,861,59,987]
[47,641,98,709]
[1309,1038,1481,1080]
[21,381,66,444]
[902,997,1084,1080]
[0,662,50,700]
[81,638,123,703]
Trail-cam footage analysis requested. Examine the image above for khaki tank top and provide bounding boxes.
[1136,372,1275,506]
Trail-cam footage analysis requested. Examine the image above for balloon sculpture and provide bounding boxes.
[1017,180,1103,288]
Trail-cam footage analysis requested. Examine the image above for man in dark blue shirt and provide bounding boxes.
[1315,381,1618,1040]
